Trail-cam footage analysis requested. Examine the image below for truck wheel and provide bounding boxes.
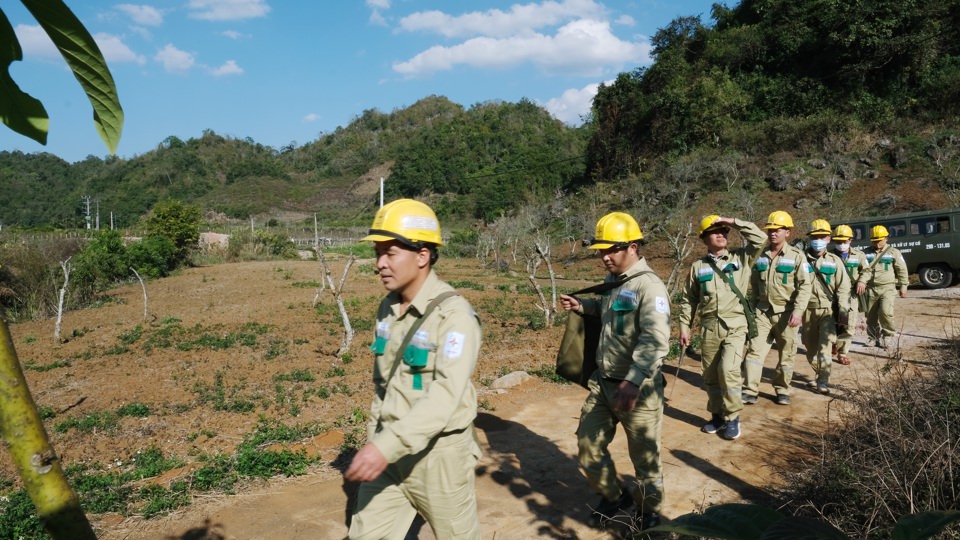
[918,265,954,289]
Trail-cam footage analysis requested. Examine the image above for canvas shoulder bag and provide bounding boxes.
[555,271,653,388]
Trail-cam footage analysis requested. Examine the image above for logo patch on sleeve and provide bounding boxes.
[655,296,670,314]
[444,332,466,359]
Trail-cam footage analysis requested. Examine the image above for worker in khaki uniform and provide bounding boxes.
[559,212,669,531]
[742,210,813,406]
[830,224,868,365]
[857,225,909,349]
[678,216,766,441]
[346,199,483,540]
[800,220,851,394]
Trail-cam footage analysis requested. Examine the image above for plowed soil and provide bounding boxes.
[5,255,958,540]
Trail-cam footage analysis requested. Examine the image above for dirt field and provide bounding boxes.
[5,255,958,540]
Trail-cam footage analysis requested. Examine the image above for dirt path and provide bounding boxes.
[94,279,959,540]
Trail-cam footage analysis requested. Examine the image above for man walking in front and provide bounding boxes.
[801,220,851,394]
[559,212,670,531]
[742,210,812,406]
[858,225,909,349]
[345,199,483,540]
[830,224,868,365]
[678,215,766,440]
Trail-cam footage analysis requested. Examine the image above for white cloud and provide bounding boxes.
[369,10,387,26]
[210,59,243,76]
[367,0,389,26]
[393,19,650,77]
[187,0,270,21]
[116,4,164,26]
[221,30,248,39]
[15,25,145,66]
[398,0,606,39]
[303,113,321,122]
[15,24,59,59]
[95,33,147,64]
[615,14,635,26]
[155,44,195,72]
[543,81,608,125]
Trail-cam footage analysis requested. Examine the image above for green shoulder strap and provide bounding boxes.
[385,291,460,385]
[705,257,758,340]
[806,252,838,301]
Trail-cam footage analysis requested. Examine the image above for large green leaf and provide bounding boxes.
[893,510,960,540]
[0,7,49,144]
[20,0,123,154]
[645,503,786,540]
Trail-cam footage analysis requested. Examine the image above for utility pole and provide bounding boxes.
[95,198,100,230]
[380,177,385,208]
[110,212,114,230]
[81,196,92,229]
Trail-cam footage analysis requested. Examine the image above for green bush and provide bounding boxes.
[143,199,201,267]
[127,234,176,278]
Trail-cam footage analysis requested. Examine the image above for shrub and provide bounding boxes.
[778,339,960,538]
[142,199,201,267]
[127,234,177,278]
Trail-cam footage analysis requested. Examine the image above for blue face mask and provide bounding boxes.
[809,239,829,252]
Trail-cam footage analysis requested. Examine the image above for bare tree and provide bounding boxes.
[525,241,558,327]
[664,222,695,296]
[130,267,148,322]
[312,214,327,307]
[53,257,71,344]
[317,248,356,358]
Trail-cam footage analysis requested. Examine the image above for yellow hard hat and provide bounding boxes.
[361,199,444,247]
[870,225,889,241]
[763,210,794,230]
[699,215,725,236]
[833,224,853,240]
[808,219,832,235]
[588,212,643,249]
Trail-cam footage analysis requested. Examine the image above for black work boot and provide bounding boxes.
[701,413,726,434]
[590,491,634,526]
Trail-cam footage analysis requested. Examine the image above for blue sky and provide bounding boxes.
[0,0,717,163]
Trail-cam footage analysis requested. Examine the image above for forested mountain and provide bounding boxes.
[0,97,587,228]
[2,0,959,231]
[588,0,960,179]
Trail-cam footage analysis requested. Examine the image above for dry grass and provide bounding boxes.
[778,338,960,539]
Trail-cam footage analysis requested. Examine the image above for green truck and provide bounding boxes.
[838,208,960,289]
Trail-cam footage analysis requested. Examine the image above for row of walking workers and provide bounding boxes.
[342,200,908,539]
[675,210,908,444]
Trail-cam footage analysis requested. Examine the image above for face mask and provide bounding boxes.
[809,239,828,252]
[836,243,850,252]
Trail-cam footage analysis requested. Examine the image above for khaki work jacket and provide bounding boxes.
[366,270,482,464]
[750,242,813,317]
[678,219,766,333]
[859,245,909,291]
[804,250,851,312]
[578,258,670,386]
[831,246,868,284]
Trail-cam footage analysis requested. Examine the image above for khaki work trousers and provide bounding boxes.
[802,308,836,384]
[699,319,746,420]
[743,310,798,397]
[349,428,481,540]
[864,286,897,340]
[836,294,862,356]
[577,371,664,514]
